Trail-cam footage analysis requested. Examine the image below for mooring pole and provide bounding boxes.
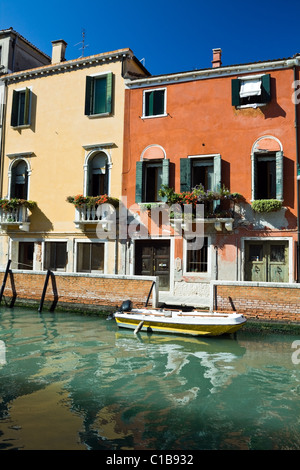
[145,281,155,307]
[0,259,11,303]
[38,270,51,313]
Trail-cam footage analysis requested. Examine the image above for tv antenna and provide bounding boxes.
[74,29,89,58]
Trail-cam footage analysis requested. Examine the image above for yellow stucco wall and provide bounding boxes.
[3,60,125,234]
[1,55,132,274]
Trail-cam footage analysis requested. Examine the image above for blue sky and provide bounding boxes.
[1,0,299,75]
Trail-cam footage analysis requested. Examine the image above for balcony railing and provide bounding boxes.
[0,206,30,231]
[74,204,116,230]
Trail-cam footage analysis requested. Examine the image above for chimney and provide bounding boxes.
[51,40,67,64]
[212,48,222,68]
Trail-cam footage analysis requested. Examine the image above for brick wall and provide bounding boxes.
[0,270,158,312]
[211,281,300,323]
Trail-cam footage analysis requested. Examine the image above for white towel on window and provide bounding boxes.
[240,79,261,97]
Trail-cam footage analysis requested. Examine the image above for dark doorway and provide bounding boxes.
[135,240,170,291]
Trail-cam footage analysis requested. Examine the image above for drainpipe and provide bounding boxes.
[0,80,7,197]
[294,64,300,282]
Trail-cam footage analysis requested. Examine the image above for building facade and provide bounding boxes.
[0,39,148,275]
[122,49,300,303]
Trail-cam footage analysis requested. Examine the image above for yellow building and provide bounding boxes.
[0,40,149,274]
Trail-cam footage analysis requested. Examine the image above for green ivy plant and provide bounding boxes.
[251,199,283,213]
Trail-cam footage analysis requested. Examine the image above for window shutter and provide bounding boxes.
[11,90,19,126]
[85,76,94,115]
[160,159,170,201]
[148,91,154,116]
[135,161,144,203]
[104,162,109,195]
[106,73,113,114]
[213,155,221,191]
[180,158,191,192]
[231,78,241,106]
[261,74,271,103]
[252,155,258,200]
[275,151,283,200]
[24,87,30,125]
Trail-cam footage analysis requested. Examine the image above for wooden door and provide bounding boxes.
[245,241,289,282]
[135,240,170,290]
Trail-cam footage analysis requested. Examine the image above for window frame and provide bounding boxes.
[180,154,221,193]
[183,236,211,276]
[251,150,283,201]
[142,87,167,119]
[11,87,32,128]
[43,241,68,272]
[232,73,271,108]
[84,72,113,118]
[136,158,170,203]
[75,240,107,274]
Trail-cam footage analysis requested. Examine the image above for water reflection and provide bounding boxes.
[0,307,299,450]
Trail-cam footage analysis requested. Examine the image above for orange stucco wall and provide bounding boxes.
[123,67,298,214]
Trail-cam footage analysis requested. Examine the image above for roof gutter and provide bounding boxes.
[126,57,300,88]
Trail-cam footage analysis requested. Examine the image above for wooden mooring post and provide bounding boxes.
[0,260,11,304]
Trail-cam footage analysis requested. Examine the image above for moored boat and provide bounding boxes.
[112,300,247,337]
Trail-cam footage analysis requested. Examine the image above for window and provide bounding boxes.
[18,242,34,270]
[143,88,166,117]
[11,88,31,127]
[252,151,283,200]
[180,155,221,192]
[44,242,68,271]
[11,160,28,199]
[186,237,208,273]
[77,242,104,273]
[87,153,108,196]
[232,74,271,107]
[136,159,170,203]
[85,73,113,116]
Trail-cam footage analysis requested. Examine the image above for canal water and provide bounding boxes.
[0,306,299,451]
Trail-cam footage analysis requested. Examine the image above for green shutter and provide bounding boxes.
[275,151,283,200]
[11,90,19,127]
[24,87,30,125]
[160,159,170,201]
[231,78,240,106]
[213,155,221,191]
[135,161,144,203]
[180,158,191,192]
[261,74,271,103]
[106,73,113,114]
[85,76,94,115]
[104,162,109,194]
[252,155,258,200]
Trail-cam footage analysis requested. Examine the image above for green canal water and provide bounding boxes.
[0,306,299,451]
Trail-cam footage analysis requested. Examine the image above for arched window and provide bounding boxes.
[87,152,108,196]
[11,160,28,199]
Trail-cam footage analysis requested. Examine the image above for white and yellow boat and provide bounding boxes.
[112,301,247,337]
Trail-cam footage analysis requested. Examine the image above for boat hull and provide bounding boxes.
[114,309,246,337]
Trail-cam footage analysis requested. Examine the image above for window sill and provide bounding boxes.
[236,102,267,109]
[11,124,31,129]
[86,112,111,119]
[141,113,168,120]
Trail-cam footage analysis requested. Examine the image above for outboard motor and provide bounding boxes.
[119,299,133,312]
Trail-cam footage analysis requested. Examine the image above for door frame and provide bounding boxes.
[131,236,174,294]
[241,236,294,283]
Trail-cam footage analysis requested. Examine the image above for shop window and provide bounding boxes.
[18,242,34,270]
[44,242,68,271]
[77,242,104,273]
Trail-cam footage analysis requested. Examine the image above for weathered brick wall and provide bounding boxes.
[0,270,158,312]
[212,281,300,323]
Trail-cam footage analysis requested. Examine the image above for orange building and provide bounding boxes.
[122,49,300,305]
